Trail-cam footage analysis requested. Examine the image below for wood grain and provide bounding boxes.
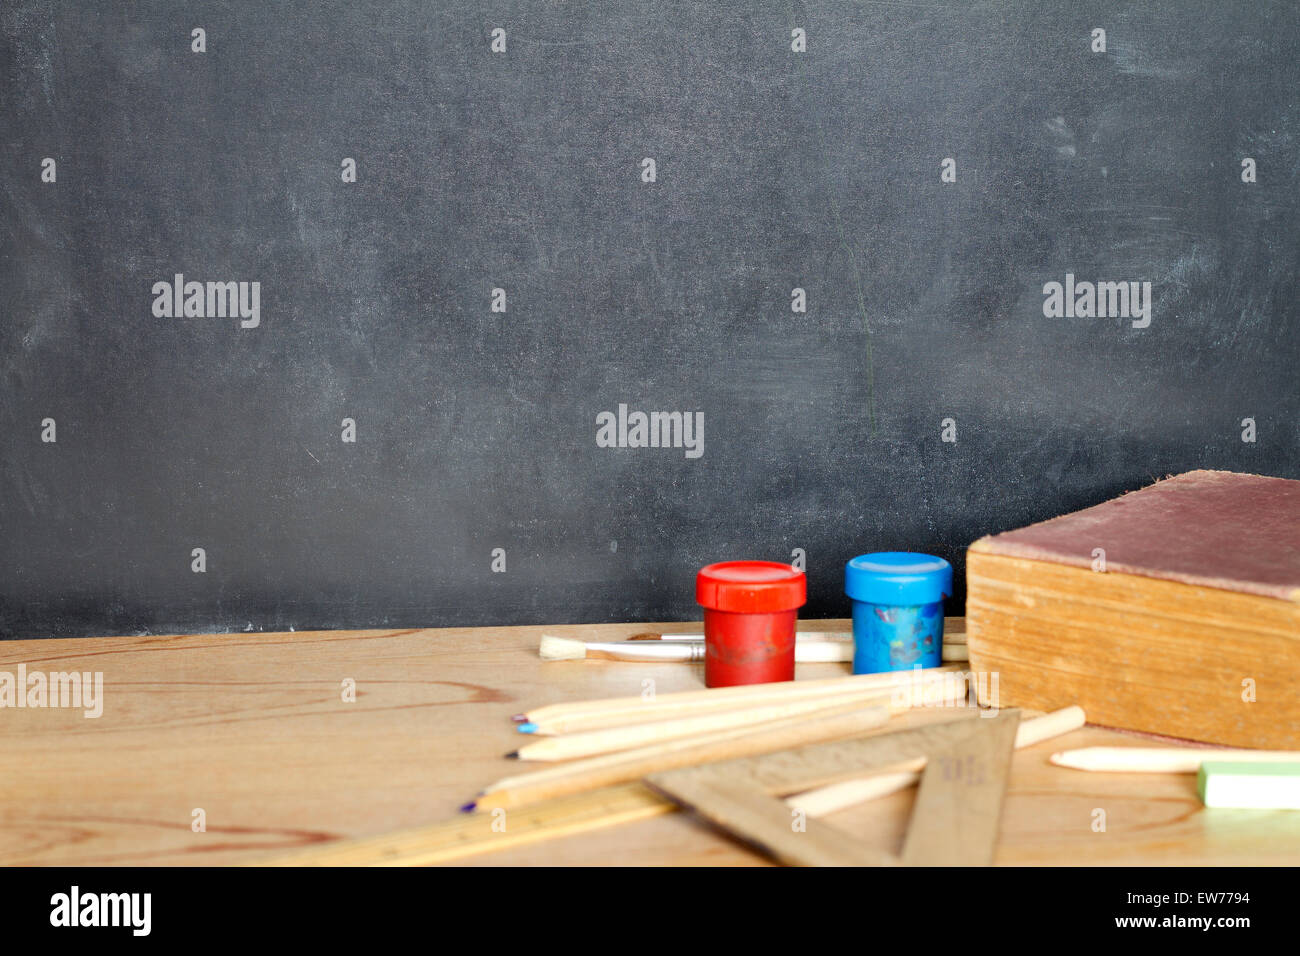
[263,782,672,867]
[1,617,1297,865]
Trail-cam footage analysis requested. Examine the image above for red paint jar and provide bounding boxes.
[696,561,807,688]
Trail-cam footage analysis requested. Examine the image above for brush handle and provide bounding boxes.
[651,632,851,642]
[793,641,854,663]
[591,640,852,663]
[585,642,705,662]
[653,638,964,662]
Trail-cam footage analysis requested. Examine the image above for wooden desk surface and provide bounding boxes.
[1,618,1296,866]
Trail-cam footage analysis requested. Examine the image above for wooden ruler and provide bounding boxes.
[646,710,1021,866]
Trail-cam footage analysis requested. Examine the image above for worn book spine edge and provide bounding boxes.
[964,550,1300,749]
[969,536,1300,604]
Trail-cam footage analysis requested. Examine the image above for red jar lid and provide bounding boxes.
[696,561,807,613]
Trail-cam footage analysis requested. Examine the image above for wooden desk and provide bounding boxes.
[1,619,1295,866]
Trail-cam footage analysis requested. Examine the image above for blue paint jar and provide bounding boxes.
[845,552,953,674]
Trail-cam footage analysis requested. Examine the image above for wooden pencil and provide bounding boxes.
[1051,745,1300,773]
[511,677,966,762]
[470,700,901,811]
[518,664,964,735]
[788,771,922,814]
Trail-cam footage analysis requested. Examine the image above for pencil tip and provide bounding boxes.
[517,722,538,734]
[506,750,519,759]
[459,801,477,813]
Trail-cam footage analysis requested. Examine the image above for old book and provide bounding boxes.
[966,470,1300,748]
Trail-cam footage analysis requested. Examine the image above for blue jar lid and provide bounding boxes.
[845,552,952,606]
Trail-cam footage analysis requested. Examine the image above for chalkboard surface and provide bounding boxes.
[3,2,1298,639]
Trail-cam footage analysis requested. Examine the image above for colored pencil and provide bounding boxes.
[511,678,967,762]
[470,701,900,812]
[515,664,964,735]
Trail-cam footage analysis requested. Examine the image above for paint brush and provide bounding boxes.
[540,635,967,665]
[626,627,967,645]
[540,636,706,662]
[539,634,852,663]
[625,629,852,642]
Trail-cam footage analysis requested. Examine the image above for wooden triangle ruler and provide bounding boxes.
[645,709,1020,866]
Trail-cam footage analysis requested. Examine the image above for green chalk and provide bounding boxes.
[1198,760,1300,810]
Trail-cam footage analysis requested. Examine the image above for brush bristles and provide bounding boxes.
[538,635,589,661]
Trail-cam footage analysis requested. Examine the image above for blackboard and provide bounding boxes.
[3,1,1298,639]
